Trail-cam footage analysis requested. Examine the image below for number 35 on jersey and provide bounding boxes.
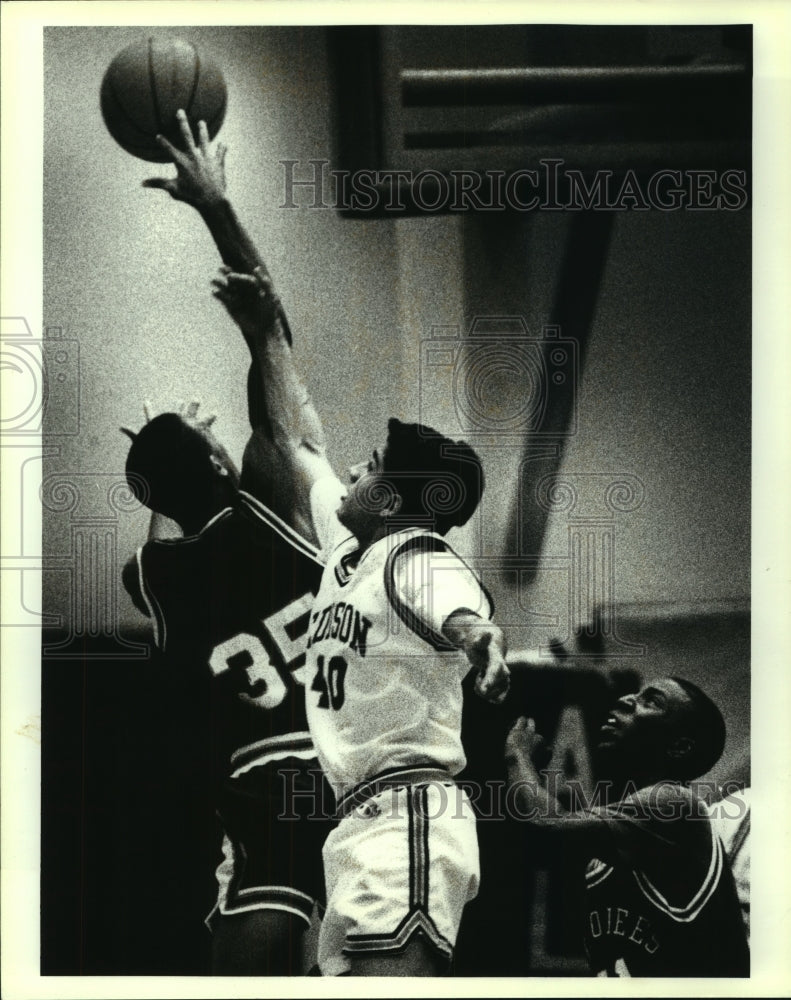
[208,593,314,710]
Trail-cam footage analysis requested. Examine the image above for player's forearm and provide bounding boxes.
[199,203,293,344]
[197,197,265,273]
[506,756,569,823]
[254,337,326,447]
[205,208,296,353]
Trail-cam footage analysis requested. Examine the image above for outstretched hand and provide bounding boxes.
[142,109,227,209]
[469,628,511,705]
[211,265,282,338]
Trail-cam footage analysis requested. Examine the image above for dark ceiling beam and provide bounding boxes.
[402,64,749,107]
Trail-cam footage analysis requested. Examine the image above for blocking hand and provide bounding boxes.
[211,265,282,337]
[504,716,545,772]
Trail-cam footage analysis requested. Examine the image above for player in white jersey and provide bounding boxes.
[292,417,511,976]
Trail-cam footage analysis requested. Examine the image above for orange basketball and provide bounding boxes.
[100,37,227,162]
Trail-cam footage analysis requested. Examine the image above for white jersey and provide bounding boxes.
[306,477,493,798]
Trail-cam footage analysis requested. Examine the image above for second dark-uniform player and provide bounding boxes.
[123,413,327,973]
[505,677,750,977]
[123,114,333,975]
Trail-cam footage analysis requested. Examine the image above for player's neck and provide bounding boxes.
[177,497,231,536]
[352,522,389,555]
[596,754,665,797]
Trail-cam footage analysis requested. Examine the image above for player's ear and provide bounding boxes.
[381,488,402,519]
[209,454,229,478]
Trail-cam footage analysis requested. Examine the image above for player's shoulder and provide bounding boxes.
[386,529,490,602]
[615,783,717,858]
[706,787,751,847]
[237,489,322,564]
[385,527,455,564]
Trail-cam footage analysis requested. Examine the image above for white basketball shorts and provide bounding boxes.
[318,780,480,976]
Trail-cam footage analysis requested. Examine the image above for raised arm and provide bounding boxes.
[142,109,293,372]
[143,112,335,534]
[211,267,335,541]
[504,717,626,863]
[143,111,265,274]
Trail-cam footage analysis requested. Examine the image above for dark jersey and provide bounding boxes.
[583,782,750,977]
[125,490,324,792]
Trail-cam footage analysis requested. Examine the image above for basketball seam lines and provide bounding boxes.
[148,36,163,136]
[105,79,157,139]
[186,41,201,117]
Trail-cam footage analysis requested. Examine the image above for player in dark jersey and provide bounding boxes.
[504,676,749,977]
[122,113,333,974]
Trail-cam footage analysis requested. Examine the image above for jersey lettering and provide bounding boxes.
[209,592,315,708]
[587,906,659,955]
[307,600,372,657]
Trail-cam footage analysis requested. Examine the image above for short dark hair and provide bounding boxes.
[125,413,217,517]
[669,676,727,780]
[381,418,485,534]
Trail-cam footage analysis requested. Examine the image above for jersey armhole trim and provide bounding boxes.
[229,731,316,777]
[632,821,723,922]
[727,806,751,860]
[384,535,456,652]
[239,490,323,565]
[383,533,493,652]
[137,547,167,651]
[585,859,614,888]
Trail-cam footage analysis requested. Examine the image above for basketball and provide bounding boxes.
[100,37,227,162]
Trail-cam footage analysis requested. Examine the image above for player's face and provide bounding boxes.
[597,677,693,757]
[336,446,393,539]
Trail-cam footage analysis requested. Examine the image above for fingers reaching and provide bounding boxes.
[475,657,510,704]
[153,132,183,163]
[197,118,210,154]
[175,108,197,153]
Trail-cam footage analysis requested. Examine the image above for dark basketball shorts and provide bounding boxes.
[206,756,335,930]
